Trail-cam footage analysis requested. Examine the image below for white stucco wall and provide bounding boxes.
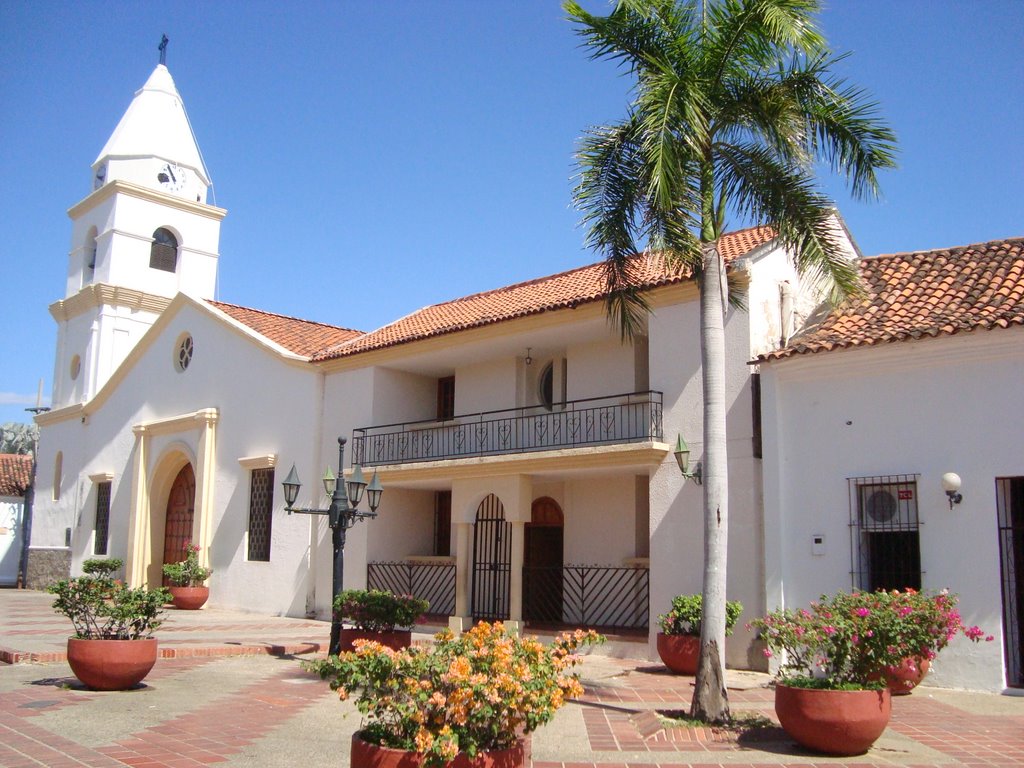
[455,357,517,415]
[562,475,637,565]
[760,329,1024,691]
[0,496,25,585]
[35,300,325,618]
[567,337,636,401]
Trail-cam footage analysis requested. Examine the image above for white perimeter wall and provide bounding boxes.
[761,329,1024,691]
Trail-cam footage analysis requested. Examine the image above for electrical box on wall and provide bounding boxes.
[811,534,826,556]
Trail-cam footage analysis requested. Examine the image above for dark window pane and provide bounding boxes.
[94,481,111,556]
[248,468,274,561]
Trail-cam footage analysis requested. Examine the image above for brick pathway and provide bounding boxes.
[3,589,1023,767]
[530,658,1024,767]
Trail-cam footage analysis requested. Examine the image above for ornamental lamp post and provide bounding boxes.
[282,436,383,655]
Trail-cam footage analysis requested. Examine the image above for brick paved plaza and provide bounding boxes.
[2,589,1022,767]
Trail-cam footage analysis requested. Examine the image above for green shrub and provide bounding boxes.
[334,589,429,632]
[49,558,169,640]
[657,593,743,636]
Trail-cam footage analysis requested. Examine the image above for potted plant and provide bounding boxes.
[48,557,169,690]
[870,588,992,694]
[750,589,991,755]
[334,588,429,652]
[162,541,212,609]
[309,621,603,768]
[656,593,742,675]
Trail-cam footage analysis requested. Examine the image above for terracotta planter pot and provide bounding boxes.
[66,637,159,691]
[656,632,699,675]
[351,732,524,768]
[882,656,930,695]
[775,683,891,756]
[340,628,413,653]
[168,585,209,610]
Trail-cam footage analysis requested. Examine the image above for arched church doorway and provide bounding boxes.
[471,494,510,622]
[162,464,195,585]
[524,497,564,623]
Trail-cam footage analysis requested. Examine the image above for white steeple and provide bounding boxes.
[91,64,211,203]
[50,57,226,411]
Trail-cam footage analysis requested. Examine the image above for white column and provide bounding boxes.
[450,522,473,632]
[126,426,149,587]
[193,408,219,568]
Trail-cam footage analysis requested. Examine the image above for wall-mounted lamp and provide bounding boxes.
[673,434,702,485]
[525,347,533,365]
[941,472,963,509]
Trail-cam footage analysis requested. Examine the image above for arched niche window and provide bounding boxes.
[84,226,98,283]
[150,227,179,272]
[53,451,63,501]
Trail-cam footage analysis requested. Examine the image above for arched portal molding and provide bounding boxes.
[125,408,218,587]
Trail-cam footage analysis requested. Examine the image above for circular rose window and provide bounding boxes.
[175,333,194,372]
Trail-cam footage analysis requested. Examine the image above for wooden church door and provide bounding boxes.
[162,464,196,584]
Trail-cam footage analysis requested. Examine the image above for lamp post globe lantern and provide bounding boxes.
[282,436,383,655]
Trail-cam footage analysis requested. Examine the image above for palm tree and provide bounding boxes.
[565,0,895,722]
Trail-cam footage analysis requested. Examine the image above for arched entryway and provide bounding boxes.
[162,464,195,585]
[471,494,510,621]
[524,497,564,623]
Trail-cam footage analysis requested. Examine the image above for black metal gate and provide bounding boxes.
[997,477,1024,687]
[471,494,511,622]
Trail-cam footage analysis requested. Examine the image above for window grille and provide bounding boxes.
[848,474,921,591]
[247,468,275,561]
[94,481,111,556]
[150,227,178,272]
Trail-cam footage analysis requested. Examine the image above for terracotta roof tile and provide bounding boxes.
[314,226,776,361]
[208,301,363,358]
[760,237,1024,361]
[0,454,32,497]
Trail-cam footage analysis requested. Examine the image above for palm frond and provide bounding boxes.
[716,141,861,300]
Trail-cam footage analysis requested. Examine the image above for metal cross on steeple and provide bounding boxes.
[158,34,169,65]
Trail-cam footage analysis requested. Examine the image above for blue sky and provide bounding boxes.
[1,1,1021,426]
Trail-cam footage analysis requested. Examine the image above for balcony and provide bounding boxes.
[352,390,663,467]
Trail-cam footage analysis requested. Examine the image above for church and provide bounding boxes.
[28,62,1023,692]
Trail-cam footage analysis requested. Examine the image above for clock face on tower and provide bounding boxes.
[157,162,187,192]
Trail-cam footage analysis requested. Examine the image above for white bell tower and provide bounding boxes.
[49,47,227,411]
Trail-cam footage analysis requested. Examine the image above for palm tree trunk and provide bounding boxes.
[690,240,730,723]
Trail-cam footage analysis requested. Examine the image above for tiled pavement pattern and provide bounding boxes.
[0,589,329,663]
[530,657,1024,767]
[3,589,1024,767]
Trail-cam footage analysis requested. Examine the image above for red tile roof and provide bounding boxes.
[0,454,32,497]
[208,301,363,358]
[760,237,1024,361]
[314,226,776,361]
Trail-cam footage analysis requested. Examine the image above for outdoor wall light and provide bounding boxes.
[941,472,963,509]
[525,347,533,365]
[674,434,703,485]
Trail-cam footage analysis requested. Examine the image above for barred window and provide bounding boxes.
[150,227,178,272]
[94,481,111,556]
[848,474,921,591]
[247,468,275,561]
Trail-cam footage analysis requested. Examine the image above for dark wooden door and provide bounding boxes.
[162,464,195,585]
[524,497,564,623]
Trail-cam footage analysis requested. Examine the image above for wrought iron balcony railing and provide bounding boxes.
[352,390,663,467]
